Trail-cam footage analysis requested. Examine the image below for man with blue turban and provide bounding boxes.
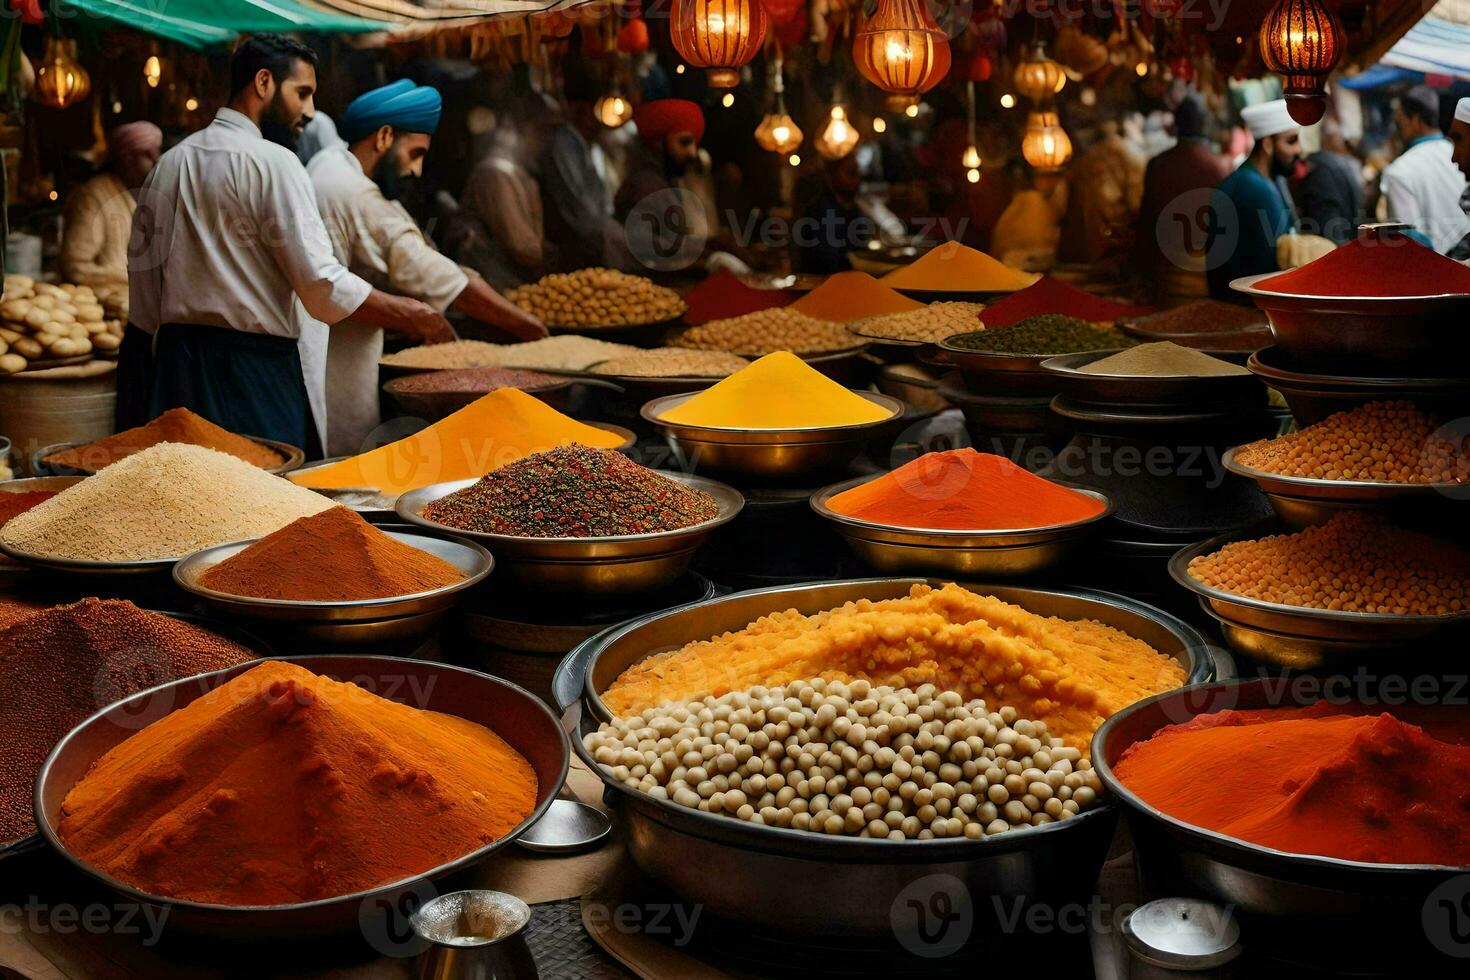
[309,79,545,455]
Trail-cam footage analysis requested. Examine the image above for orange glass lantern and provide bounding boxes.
[1013,42,1066,103]
[35,37,90,110]
[671,0,768,89]
[853,0,950,111]
[1021,110,1073,174]
[815,104,860,160]
[1259,0,1344,125]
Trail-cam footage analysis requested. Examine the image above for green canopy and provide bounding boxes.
[58,0,392,50]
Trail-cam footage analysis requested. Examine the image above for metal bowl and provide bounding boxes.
[34,655,568,939]
[396,473,744,594]
[1092,679,1469,966]
[382,373,575,421]
[173,531,493,644]
[0,476,85,580]
[1221,447,1466,528]
[558,577,1213,936]
[1040,350,1264,410]
[810,477,1113,577]
[936,339,1061,396]
[641,392,904,480]
[1232,272,1470,374]
[0,542,178,576]
[1169,527,1470,660]
[876,364,950,413]
[1246,345,1470,426]
[33,436,304,477]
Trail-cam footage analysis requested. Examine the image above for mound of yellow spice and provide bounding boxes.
[57,661,538,905]
[602,583,1185,748]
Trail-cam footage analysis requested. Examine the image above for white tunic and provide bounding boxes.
[307,144,467,457]
[129,108,371,447]
[1380,136,1470,254]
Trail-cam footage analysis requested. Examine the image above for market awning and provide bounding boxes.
[1379,13,1470,80]
[56,0,393,50]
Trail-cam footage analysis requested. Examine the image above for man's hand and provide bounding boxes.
[399,298,457,345]
[453,274,549,343]
[350,288,456,345]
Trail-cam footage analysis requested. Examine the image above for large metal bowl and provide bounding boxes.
[34,656,568,939]
[396,473,744,593]
[1040,350,1264,410]
[1169,527,1470,663]
[935,339,1060,396]
[1232,272,1470,374]
[1092,679,1469,968]
[558,578,1214,937]
[810,477,1113,578]
[1246,345,1470,426]
[1221,447,1466,528]
[173,531,493,644]
[641,392,903,480]
[34,436,304,477]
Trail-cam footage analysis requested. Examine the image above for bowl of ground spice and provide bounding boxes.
[1041,343,1262,410]
[939,316,1134,396]
[35,657,566,937]
[1116,299,1271,355]
[0,476,79,575]
[811,449,1112,577]
[1093,681,1470,968]
[1233,225,1470,373]
[174,507,492,643]
[383,367,575,421]
[0,599,263,858]
[38,407,301,476]
[398,445,743,593]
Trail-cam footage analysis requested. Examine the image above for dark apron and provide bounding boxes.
[147,324,322,459]
[114,323,155,433]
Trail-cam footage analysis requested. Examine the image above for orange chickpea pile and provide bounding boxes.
[1187,514,1470,616]
[1234,401,1468,484]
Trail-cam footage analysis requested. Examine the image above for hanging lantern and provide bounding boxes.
[1013,42,1066,103]
[34,37,90,110]
[595,93,634,128]
[1021,110,1073,174]
[852,0,950,111]
[755,55,803,155]
[671,0,768,89]
[815,104,860,160]
[1259,0,1344,125]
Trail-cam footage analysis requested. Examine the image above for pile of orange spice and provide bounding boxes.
[57,661,538,904]
[44,408,285,471]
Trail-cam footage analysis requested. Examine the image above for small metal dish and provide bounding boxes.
[1040,350,1264,409]
[33,436,304,477]
[810,476,1112,577]
[173,531,493,643]
[396,473,744,594]
[1247,345,1470,426]
[1169,527,1470,653]
[1221,447,1466,527]
[641,391,903,479]
[34,656,568,939]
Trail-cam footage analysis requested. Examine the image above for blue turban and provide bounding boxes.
[338,80,443,142]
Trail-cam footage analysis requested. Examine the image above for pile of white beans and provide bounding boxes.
[586,678,1103,841]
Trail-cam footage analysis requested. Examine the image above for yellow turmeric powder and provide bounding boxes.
[882,241,1039,293]
[603,583,1185,748]
[788,271,923,322]
[657,351,894,428]
[57,661,539,905]
[293,388,625,495]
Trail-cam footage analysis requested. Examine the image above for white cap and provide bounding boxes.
[1241,99,1297,140]
[1456,97,1470,125]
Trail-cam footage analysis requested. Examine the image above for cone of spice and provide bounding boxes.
[1,599,257,844]
[682,270,795,324]
[56,660,538,905]
[198,506,465,601]
[1258,233,1470,297]
[972,276,1152,329]
[1077,342,1249,377]
[424,445,719,537]
[43,407,286,472]
[882,241,1039,293]
[788,271,922,323]
[657,351,892,429]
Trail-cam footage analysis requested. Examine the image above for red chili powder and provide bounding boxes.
[1259,235,1470,297]
[682,271,795,325]
[978,276,1153,330]
[1114,700,1470,866]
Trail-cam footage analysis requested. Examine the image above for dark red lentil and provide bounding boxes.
[390,367,565,394]
[423,445,720,537]
[0,599,257,843]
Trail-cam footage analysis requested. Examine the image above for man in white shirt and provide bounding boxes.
[310,80,544,456]
[1380,86,1470,254]
[124,34,452,456]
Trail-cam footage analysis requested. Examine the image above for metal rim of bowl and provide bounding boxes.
[545,311,686,333]
[1091,679,1470,874]
[1168,527,1470,630]
[567,576,1214,857]
[640,391,904,438]
[32,654,569,912]
[1220,447,1466,499]
[35,437,304,477]
[172,531,495,614]
[382,373,576,399]
[1247,346,1470,390]
[936,337,1058,371]
[394,472,745,553]
[1231,271,1470,305]
[0,541,179,574]
[809,475,1115,545]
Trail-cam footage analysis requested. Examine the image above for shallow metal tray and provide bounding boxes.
[34,655,568,939]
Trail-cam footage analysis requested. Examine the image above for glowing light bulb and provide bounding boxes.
[111,100,122,114]
[144,55,162,89]
[873,117,887,133]
[676,64,686,75]
[722,93,735,108]
[48,190,58,201]
[185,97,199,111]
[962,144,981,169]
[789,153,801,166]
[1135,61,1148,77]
[904,103,919,118]
[1000,93,1016,109]
[966,168,981,184]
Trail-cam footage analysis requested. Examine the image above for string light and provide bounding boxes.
[48,190,59,201]
[966,168,981,184]
[904,103,919,118]
[1135,61,1148,77]
[144,54,162,89]
[676,64,686,75]
[185,97,199,112]
[1000,93,1016,109]
[873,117,887,133]
[789,153,801,166]
[722,92,735,108]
